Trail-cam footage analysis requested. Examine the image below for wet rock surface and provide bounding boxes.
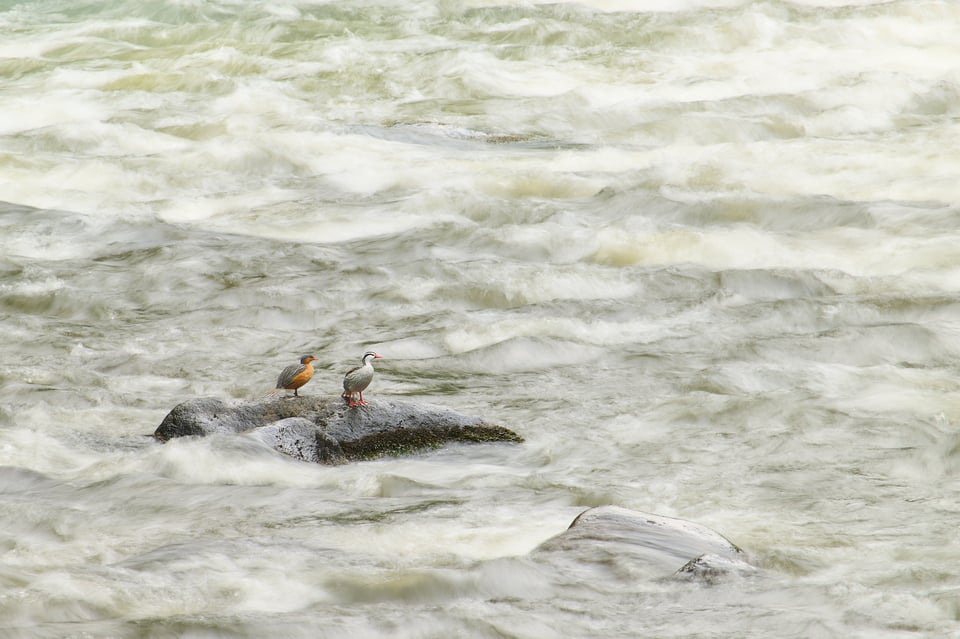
[534,506,756,583]
[154,395,523,464]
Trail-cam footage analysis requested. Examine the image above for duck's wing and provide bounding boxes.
[277,363,306,388]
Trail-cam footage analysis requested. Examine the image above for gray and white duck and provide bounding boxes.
[341,351,383,407]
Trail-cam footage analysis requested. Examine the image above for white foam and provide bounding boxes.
[462,0,744,11]
[147,436,338,488]
[0,428,100,476]
[0,274,65,295]
[445,314,666,356]
[0,92,109,137]
[177,200,447,244]
[592,217,960,289]
[369,337,448,360]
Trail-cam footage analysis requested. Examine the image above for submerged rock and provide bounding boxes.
[154,395,522,464]
[535,506,755,583]
[674,552,758,583]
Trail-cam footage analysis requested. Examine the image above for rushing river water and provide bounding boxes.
[2,0,960,636]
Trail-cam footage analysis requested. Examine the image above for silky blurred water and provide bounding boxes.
[2,0,960,636]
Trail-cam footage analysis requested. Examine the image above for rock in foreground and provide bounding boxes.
[535,506,756,582]
[154,395,522,464]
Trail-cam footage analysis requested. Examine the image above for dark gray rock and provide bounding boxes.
[248,417,342,464]
[154,395,522,464]
[534,506,754,582]
[674,552,758,583]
